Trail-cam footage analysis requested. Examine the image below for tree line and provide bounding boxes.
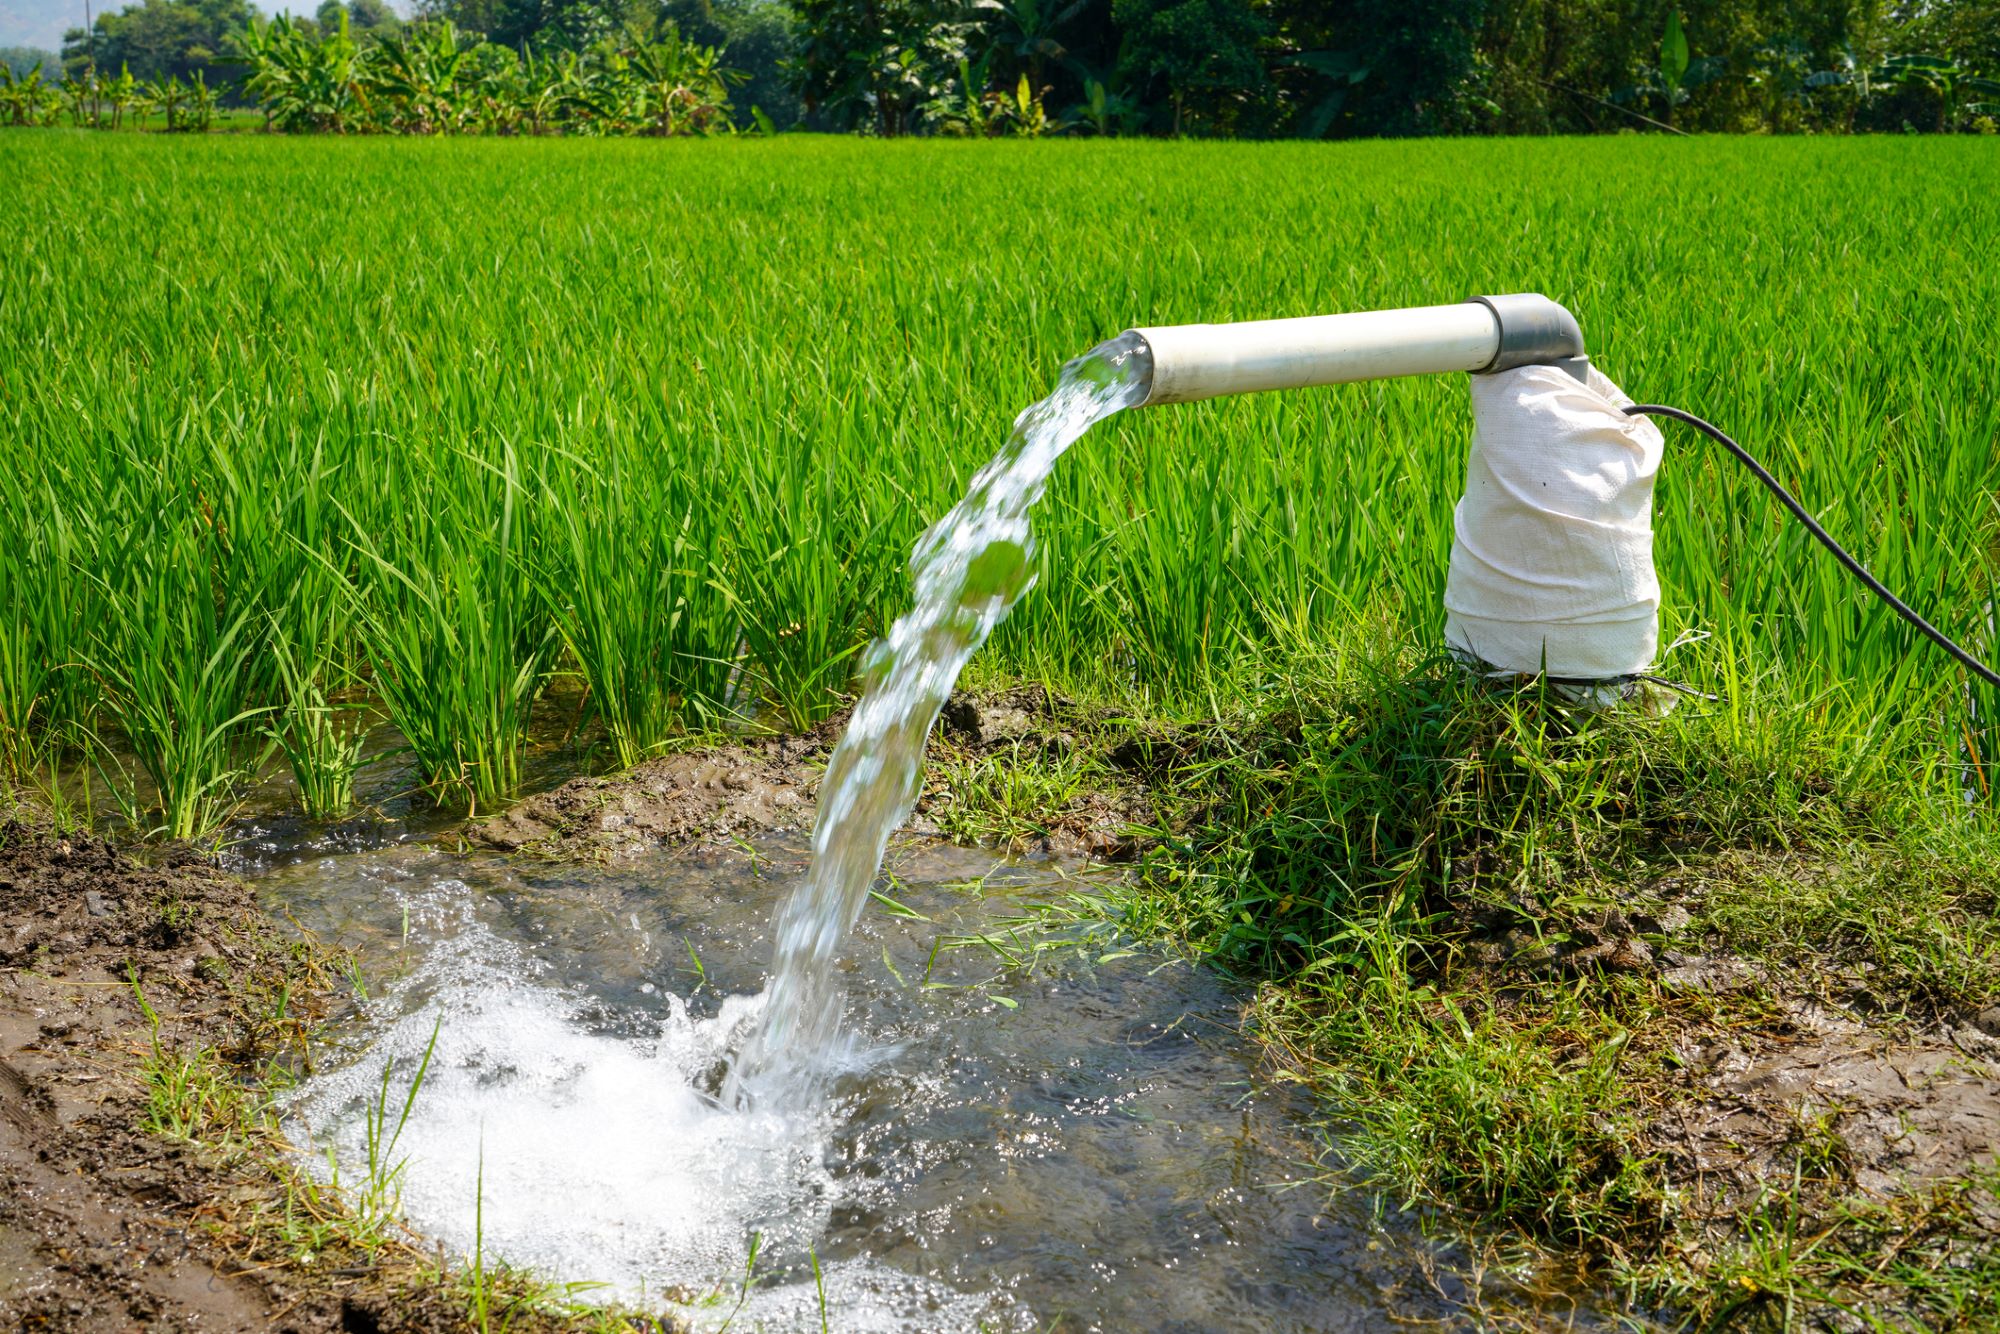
[6,0,1995,136]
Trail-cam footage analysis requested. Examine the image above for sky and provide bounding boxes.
[0,0,409,51]
[0,0,81,51]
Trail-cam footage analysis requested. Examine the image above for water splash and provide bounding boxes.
[723,333,1152,1111]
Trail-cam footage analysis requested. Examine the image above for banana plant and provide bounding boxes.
[921,54,998,136]
[365,21,471,133]
[145,74,186,129]
[100,63,142,129]
[518,49,583,134]
[229,14,366,133]
[180,69,216,131]
[1876,54,2000,132]
[616,25,741,136]
[972,0,1087,94]
[1657,10,1689,123]
[59,74,95,127]
[464,44,524,134]
[997,71,1064,136]
[217,11,738,136]
[0,62,62,127]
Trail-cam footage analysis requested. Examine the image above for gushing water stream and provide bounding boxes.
[722,334,1152,1111]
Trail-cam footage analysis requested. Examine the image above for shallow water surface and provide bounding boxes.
[249,832,1483,1331]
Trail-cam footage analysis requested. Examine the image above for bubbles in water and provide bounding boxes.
[723,333,1152,1112]
[276,842,1480,1331]
[284,881,1023,1331]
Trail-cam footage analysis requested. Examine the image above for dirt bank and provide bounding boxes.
[475,685,1159,863]
[1446,881,2000,1211]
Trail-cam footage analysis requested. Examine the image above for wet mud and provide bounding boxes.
[1450,870,2000,1249]
[476,686,1158,863]
[1658,1001,2000,1202]
[0,816,487,1333]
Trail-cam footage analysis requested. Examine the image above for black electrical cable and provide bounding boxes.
[1622,403,2000,690]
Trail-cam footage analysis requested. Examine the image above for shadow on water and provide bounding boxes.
[239,823,1584,1332]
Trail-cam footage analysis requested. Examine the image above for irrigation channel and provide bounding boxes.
[228,338,1594,1328]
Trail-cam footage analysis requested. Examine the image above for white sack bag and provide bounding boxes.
[1443,363,1664,680]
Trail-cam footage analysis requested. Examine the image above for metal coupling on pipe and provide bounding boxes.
[1468,293,1589,380]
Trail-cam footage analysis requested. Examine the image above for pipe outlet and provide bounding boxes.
[1127,294,1587,407]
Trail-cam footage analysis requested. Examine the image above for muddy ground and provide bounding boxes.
[476,685,1158,863]
[0,816,541,1333]
[1446,885,2000,1222]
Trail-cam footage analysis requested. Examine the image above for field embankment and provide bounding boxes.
[0,801,700,1331]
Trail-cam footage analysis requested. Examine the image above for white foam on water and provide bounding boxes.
[284,879,1024,1332]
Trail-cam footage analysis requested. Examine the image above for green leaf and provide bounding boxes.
[1660,11,1689,92]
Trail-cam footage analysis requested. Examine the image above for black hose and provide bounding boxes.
[1623,403,2000,691]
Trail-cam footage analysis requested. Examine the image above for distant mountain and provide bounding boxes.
[0,0,84,52]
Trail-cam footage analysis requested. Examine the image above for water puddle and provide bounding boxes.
[252,832,1490,1330]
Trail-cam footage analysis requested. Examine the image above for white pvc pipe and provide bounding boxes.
[1129,301,1504,407]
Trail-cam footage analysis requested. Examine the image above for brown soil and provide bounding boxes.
[475,686,1158,863]
[0,814,543,1334]
[1654,997,2000,1204]
[1451,878,2000,1254]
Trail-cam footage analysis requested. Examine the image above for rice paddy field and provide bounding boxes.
[4,131,2000,1328]
[1,133,1994,830]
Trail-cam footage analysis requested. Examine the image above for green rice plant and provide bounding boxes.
[718,530,865,732]
[0,133,1995,833]
[86,596,271,842]
[717,455,884,731]
[534,448,740,767]
[202,430,375,818]
[0,509,83,779]
[82,488,273,840]
[1097,432,1261,704]
[338,443,558,812]
[266,616,371,819]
